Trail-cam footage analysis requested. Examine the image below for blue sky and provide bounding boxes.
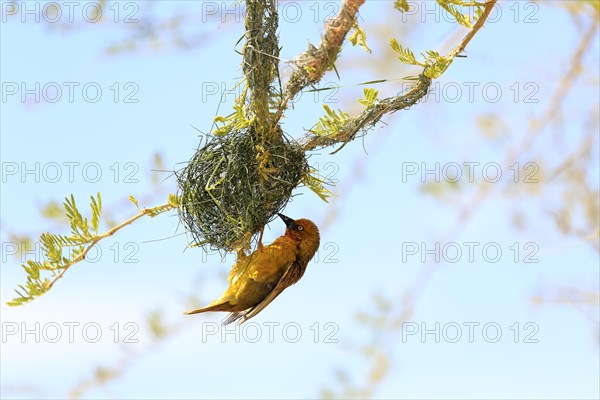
[1,1,599,399]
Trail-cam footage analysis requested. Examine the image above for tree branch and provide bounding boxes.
[301,75,432,152]
[300,0,499,153]
[275,0,366,122]
[8,196,177,306]
[244,0,280,138]
[447,0,498,60]
[45,202,176,293]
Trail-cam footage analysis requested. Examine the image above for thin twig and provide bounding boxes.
[275,0,366,123]
[299,0,498,154]
[301,75,432,152]
[46,202,175,292]
[447,0,498,60]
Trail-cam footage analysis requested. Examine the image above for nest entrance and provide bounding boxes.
[177,127,307,252]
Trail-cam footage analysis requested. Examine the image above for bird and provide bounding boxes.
[185,213,320,324]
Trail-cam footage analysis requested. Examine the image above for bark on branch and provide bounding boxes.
[300,0,499,153]
[244,0,280,137]
[301,75,432,152]
[276,0,366,122]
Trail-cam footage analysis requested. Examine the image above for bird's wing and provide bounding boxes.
[228,256,250,286]
[228,241,289,286]
[238,259,296,324]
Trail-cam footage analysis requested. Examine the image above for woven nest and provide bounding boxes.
[176,126,307,252]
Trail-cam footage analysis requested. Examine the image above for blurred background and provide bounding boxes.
[1,1,598,399]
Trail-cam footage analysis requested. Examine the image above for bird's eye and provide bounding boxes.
[297,225,304,231]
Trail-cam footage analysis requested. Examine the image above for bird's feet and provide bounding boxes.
[236,248,247,260]
[257,227,265,250]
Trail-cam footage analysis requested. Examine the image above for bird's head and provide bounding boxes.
[278,213,321,261]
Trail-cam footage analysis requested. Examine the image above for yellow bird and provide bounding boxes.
[185,213,320,324]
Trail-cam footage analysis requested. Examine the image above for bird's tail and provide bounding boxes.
[184,304,245,326]
[222,312,244,325]
[184,302,234,315]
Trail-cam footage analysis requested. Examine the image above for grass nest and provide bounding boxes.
[176,126,307,252]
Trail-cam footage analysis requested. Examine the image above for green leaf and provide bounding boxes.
[359,88,379,107]
[435,0,486,28]
[90,193,102,233]
[7,298,27,307]
[9,192,175,307]
[390,40,424,67]
[168,193,179,208]
[394,0,411,12]
[390,39,453,79]
[422,50,451,79]
[128,195,139,209]
[211,83,253,137]
[311,105,351,138]
[40,201,65,221]
[348,24,372,53]
[303,170,333,203]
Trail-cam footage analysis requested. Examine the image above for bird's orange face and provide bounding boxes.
[279,214,321,264]
[278,214,320,243]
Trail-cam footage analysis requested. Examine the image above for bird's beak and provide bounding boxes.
[278,213,298,230]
